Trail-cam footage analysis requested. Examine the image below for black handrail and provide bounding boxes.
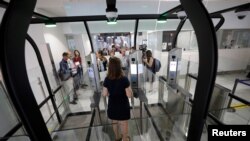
[53,85,62,94]
[26,34,62,124]
[83,21,94,53]
[228,93,250,106]
[180,0,218,141]
[134,19,139,49]
[187,73,250,109]
[214,14,225,31]
[207,113,225,125]
[38,96,51,108]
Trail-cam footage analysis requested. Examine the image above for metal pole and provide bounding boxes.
[134,19,139,50]
[37,77,53,118]
[91,53,101,93]
[227,79,239,109]
[140,101,143,134]
[83,21,94,53]
[214,14,225,31]
[184,61,191,91]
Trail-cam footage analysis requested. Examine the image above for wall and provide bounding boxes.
[44,23,69,70]
[180,48,250,75]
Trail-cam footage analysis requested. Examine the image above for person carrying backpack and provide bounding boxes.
[143,50,161,75]
[143,50,161,93]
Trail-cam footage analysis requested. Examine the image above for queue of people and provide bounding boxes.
[58,47,158,141]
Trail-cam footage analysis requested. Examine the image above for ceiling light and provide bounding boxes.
[157,15,167,23]
[107,20,117,25]
[45,20,56,28]
[157,18,167,23]
[235,10,249,20]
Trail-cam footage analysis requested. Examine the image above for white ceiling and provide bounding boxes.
[35,0,250,16]
[37,0,249,34]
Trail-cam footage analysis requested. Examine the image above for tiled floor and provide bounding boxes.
[53,72,250,140]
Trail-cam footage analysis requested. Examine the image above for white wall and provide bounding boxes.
[180,48,250,75]
[44,23,69,70]
[176,31,192,50]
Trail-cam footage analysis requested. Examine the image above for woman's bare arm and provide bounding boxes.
[102,87,109,97]
[125,86,133,98]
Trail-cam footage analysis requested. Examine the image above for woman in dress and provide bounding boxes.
[102,57,132,141]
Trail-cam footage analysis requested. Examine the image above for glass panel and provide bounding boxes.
[209,106,250,125]
[51,127,89,141]
[0,81,20,137]
[40,101,53,122]
[3,136,30,141]
[46,113,60,134]
[54,89,66,107]
[51,116,195,141]
[58,101,70,121]
[219,29,250,49]
[13,127,27,136]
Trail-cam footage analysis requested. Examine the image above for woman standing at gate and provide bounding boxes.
[102,57,132,141]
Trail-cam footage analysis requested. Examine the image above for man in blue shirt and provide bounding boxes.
[59,52,78,104]
[59,52,71,75]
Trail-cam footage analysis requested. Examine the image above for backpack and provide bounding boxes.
[154,58,161,72]
[58,69,71,81]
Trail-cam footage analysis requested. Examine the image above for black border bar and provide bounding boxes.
[0,0,52,140]
[160,5,183,17]
[0,0,50,20]
[30,14,222,24]
[180,0,218,141]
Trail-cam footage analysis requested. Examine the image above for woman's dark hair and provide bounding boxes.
[74,50,80,57]
[107,57,124,80]
[98,50,104,56]
[146,50,152,62]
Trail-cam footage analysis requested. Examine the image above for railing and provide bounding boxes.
[185,73,250,125]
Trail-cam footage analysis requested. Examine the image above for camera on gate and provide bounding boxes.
[139,44,147,52]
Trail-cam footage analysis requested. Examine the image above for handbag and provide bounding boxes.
[58,70,71,81]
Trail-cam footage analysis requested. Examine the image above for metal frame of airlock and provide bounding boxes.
[2,0,249,140]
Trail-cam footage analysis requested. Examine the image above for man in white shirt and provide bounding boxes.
[120,48,129,77]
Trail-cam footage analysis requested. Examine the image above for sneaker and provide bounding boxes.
[81,85,87,89]
[82,84,88,86]
[70,101,77,104]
